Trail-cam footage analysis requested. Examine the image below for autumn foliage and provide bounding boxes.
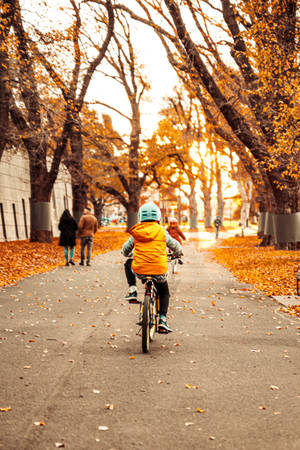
[210,236,300,297]
[0,230,128,287]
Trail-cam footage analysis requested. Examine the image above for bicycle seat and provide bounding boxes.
[141,275,155,282]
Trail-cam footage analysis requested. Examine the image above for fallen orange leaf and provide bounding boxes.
[0,231,128,287]
[0,407,11,412]
[209,236,300,296]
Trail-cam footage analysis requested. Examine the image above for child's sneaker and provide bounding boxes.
[124,286,138,302]
[158,316,172,333]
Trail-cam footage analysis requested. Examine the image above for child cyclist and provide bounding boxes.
[166,217,186,244]
[122,202,183,333]
[166,217,186,264]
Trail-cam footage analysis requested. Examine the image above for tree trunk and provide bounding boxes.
[240,202,251,228]
[126,209,138,230]
[203,194,212,228]
[0,50,10,161]
[216,179,224,223]
[72,181,88,223]
[215,156,224,223]
[91,198,105,227]
[0,1,15,161]
[236,178,253,229]
[69,120,87,222]
[30,201,52,242]
[189,188,198,230]
[125,191,140,230]
[272,181,300,248]
[29,158,53,242]
[177,195,182,224]
[257,178,300,248]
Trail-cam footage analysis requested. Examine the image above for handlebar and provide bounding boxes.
[167,253,183,261]
[122,251,133,258]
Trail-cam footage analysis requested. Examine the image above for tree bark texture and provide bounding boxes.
[127,209,138,231]
[90,196,105,227]
[236,178,253,229]
[215,159,224,222]
[69,122,87,222]
[30,200,52,243]
[188,187,198,230]
[203,194,212,228]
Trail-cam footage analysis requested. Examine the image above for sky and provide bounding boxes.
[84,1,227,140]
[87,19,179,139]
[20,0,179,139]
[21,0,224,141]
[17,0,240,218]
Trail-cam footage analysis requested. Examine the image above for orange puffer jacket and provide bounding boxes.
[130,222,167,275]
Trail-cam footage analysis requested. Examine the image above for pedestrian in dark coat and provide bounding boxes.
[58,209,78,266]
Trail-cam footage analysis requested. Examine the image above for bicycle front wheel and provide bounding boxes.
[142,294,150,353]
[172,259,177,274]
[149,297,157,342]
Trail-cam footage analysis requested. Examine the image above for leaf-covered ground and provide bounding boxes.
[209,236,300,308]
[0,230,128,287]
[1,232,300,309]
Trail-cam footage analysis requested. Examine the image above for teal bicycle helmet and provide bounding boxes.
[138,202,161,222]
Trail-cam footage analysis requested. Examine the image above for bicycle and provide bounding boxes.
[167,252,183,274]
[132,276,160,353]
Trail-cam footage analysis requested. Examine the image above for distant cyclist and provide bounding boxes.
[214,216,222,239]
[122,202,182,333]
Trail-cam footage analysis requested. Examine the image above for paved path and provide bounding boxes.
[0,236,299,450]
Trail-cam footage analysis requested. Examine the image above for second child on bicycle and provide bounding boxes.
[122,202,182,333]
[166,217,186,264]
[166,217,186,244]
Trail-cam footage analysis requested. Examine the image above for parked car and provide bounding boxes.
[101,217,111,226]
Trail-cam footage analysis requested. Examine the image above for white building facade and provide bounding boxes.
[0,150,72,241]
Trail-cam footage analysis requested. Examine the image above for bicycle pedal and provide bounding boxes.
[158,328,169,334]
[129,299,141,304]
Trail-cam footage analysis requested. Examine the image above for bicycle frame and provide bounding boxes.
[139,276,159,353]
[167,253,178,274]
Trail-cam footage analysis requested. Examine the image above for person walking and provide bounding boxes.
[78,207,98,266]
[214,216,222,239]
[58,209,78,266]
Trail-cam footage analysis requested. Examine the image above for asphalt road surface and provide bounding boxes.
[0,237,299,450]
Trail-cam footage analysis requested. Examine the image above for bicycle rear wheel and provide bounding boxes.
[142,294,150,353]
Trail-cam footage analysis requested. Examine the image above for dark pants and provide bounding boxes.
[80,236,93,263]
[215,226,219,239]
[124,259,170,316]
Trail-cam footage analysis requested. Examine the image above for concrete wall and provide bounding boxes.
[0,150,72,241]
